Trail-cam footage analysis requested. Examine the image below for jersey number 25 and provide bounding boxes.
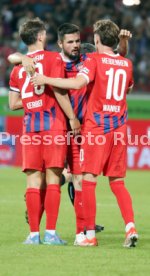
[19,63,45,99]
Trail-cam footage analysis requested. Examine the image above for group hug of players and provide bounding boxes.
[8,17,138,247]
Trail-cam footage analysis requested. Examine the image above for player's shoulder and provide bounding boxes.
[84,53,100,66]
[10,64,22,75]
[44,51,61,60]
[87,52,101,60]
[116,53,133,67]
[29,50,61,63]
[87,52,98,57]
[122,55,132,64]
[81,53,97,63]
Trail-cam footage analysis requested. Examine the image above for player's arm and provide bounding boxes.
[8,52,35,76]
[31,57,96,90]
[9,91,23,110]
[31,74,88,90]
[117,29,132,57]
[127,80,134,94]
[53,87,81,134]
[127,85,133,94]
[8,52,24,64]
[127,61,134,94]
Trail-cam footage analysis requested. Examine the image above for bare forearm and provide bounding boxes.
[33,75,87,90]
[53,89,75,119]
[53,88,81,134]
[8,52,24,64]
[117,30,132,57]
[117,40,128,57]
[9,99,23,110]
[9,92,23,110]
[46,77,82,89]
[8,53,35,75]
[127,86,133,94]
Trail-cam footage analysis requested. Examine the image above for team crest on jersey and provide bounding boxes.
[75,62,84,71]
[79,67,89,74]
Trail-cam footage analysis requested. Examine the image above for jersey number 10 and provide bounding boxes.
[106,68,127,101]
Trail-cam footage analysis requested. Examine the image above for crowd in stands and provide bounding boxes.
[1,0,150,92]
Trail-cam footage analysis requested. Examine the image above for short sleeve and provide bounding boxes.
[77,57,97,83]
[9,66,20,93]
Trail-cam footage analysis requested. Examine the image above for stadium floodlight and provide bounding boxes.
[123,0,141,6]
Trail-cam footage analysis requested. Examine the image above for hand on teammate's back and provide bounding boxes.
[31,73,47,86]
[22,56,35,76]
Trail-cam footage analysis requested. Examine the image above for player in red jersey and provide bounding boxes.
[9,23,132,245]
[9,18,80,245]
[8,24,106,241]
[56,24,132,243]
[57,24,103,241]
[62,42,104,233]
[32,19,138,248]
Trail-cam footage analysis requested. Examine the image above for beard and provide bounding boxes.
[63,49,80,61]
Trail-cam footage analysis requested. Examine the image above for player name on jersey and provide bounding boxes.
[31,54,44,62]
[102,57,128,67]
[27,99,43,109]
[103,104,121,113]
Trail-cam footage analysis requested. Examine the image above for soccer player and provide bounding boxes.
[8,23,132,245]
[56,24,132,244]
[8,25,105,241]
[9,18,80,245]
[60,41,104,233]
[57,24,110,242]
[31,19,138,248]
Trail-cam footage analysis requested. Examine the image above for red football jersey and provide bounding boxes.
[9,50,66,133]
[62,53,91,124]
[78,52,134,134]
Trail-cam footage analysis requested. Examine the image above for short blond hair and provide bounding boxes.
[93,19,120,47]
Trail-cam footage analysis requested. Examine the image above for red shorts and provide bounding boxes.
[22,130,67,172]
[67,134,82,175]
[80,124,127,177]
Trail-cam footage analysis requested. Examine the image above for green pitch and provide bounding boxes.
[1,96,150,118]
[0,168,149,276]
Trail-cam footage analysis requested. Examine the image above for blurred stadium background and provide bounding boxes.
[0,2,150,275]
[0,0,149,169]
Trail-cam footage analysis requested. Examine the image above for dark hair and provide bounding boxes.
[57,23,80,41]
[93,19,120,48]
[19,18,46,45]
[80,43,96,54]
